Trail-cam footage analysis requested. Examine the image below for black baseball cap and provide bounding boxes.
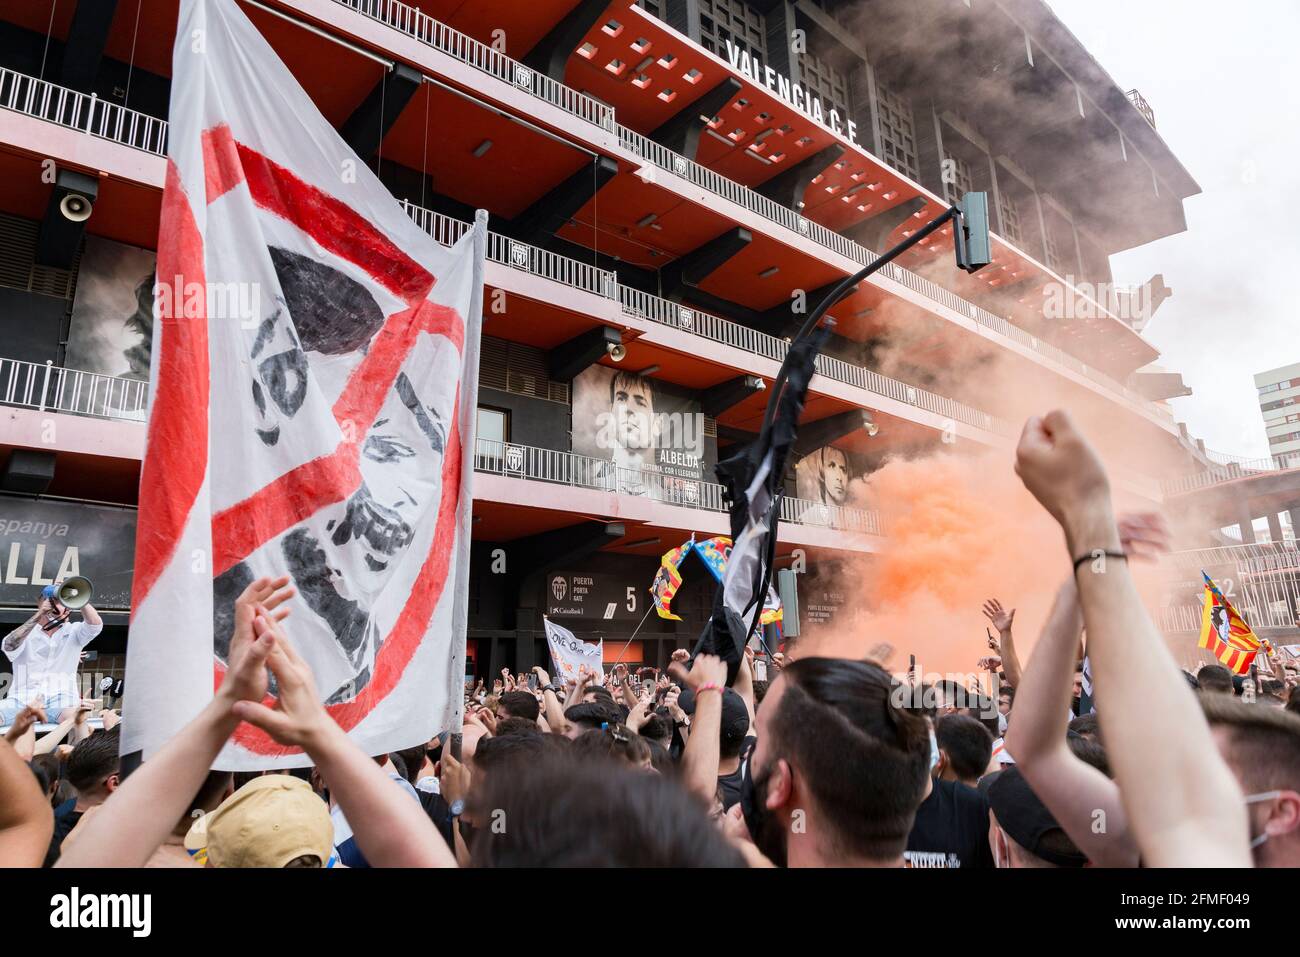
[987,766,1087,867]
[678,686,750,740]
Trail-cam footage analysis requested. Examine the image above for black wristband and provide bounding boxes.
[541,685,557,695]
[1072,550,1126,574]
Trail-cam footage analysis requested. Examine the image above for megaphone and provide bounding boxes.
[56,576,94,609]
[59,192,94,223]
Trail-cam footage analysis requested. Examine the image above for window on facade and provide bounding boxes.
[636,0,665,21]
[997,188,1023,247]
[943,152,975,206]
[699,0,766,60]
[798,48,851,119]
[476,407,509,469]
[873,80,919,182]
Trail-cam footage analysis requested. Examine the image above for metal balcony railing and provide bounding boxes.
[318,5,1157,417]
[1126,89,1156,130]
[1158,541,1300,575]
[0,48,1164,430]
[401,201,617,298]
[1162,451,1300,497]
[400,201,1009,438]
[331,0,615,131]
[616,124,1165,422]
[1157,540,1300,635]
[0,357,147,422]
[0,66,167,154]
[618,286,1011,437]
[473,437,882,536]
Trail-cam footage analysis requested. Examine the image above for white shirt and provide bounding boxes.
[3,618,101,704]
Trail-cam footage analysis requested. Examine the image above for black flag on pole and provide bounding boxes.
[690,197,985,684]
[694,323,830,683]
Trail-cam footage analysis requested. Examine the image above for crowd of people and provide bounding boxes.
[2,410,1299,868]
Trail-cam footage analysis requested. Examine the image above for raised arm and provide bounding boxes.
[79,602,102,630]
[1015,410,1251,867]
[33,711,81,756]
[55,577,294,869]
[735,647,757,733]
[668,654,727,804]
[1004,577,1137,867]
[0,737,52,866]
[233,614,456,868]
[533,666,567,734]
[982,599,1022,689]
[2,605,44,657]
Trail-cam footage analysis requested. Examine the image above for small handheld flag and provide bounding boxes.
[1197,572,1262,676]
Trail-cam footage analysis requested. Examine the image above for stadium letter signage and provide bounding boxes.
[0,497,136,608]
[724,41,860,145]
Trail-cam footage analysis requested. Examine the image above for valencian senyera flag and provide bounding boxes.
[652,535,782,632]
[651,536,694,621]
[122,0,485,768]
[694,536,783,632]
[695,324,827,681]
[1197,572,1263,676]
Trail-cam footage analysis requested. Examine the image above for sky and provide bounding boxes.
[1047,0,1300,458]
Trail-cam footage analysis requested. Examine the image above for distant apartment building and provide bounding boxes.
[1257,361,1300,466]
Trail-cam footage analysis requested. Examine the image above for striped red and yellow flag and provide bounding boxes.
[651,537,695,620]
[1197,572,1262,675]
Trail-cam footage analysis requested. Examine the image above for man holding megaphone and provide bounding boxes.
[0,578,100,725]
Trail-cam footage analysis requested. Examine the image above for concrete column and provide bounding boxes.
[514,633,537,673]
[1237,499,1257,544]
[1267,512,1284,543]
[1288,505,1300,542]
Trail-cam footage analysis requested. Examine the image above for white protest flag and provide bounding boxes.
[122,0,484,768]
[543,618,604,686]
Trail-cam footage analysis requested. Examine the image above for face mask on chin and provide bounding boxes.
[739,756,788,868]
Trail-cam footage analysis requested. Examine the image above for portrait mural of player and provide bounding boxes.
[571,366,715,501]
[64,234,156,385]
[793,444,874,511]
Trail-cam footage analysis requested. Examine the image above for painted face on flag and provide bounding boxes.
[212,244,456,704]
[248,246,388,448]
[277,335,454,703]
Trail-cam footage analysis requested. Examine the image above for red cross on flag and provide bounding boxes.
[122,0,485,768]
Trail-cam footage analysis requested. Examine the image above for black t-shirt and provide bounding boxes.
[47,802,83,866]
[716,735,756,810]
[905,778,994,869]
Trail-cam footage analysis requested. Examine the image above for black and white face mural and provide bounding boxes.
[571,365,709,500]
[65,235,156,383]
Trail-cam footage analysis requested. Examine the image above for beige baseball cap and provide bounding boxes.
[185,774,334,868]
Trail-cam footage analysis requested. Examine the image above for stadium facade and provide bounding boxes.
[0,0,1290,681]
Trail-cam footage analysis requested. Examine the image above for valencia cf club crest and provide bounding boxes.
[551,575,568,603]
[504,444,525,474]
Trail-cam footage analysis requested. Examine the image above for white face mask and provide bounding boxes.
[1245,790,1283,850]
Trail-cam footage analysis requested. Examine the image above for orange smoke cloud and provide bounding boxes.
[796,447,1066,675]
